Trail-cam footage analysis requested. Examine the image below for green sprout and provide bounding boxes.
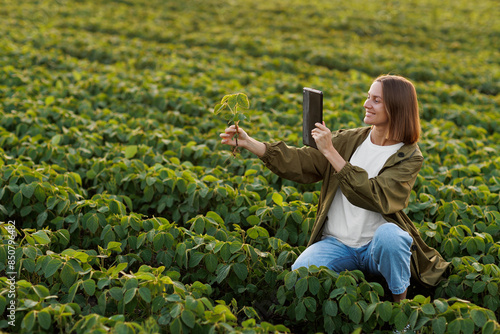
[213,93,250,156]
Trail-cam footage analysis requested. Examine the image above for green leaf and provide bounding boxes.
[472,281,486,293]
[144,185,154,202]
[487,282,498,296]
[125,145,138,159]
[377,301,392,322]
[304,297,317,312]
[434,299,449,313]
[461,318,474,334]
[193,217,205,234]
[181,309,196,328]
[38,309,51,330]
[324,300,338,317]
[107,241,122,252]
[233,263,248,280]
[83,279,96,296]
[139,287,152,303]
[362,303,377,322]
[226,94,238,113]
[13,191,23,208]
[349,303,362,324]
[295,302,306,321]
[204,254,218,273]
[189,252,205,268]
[272,206,284,219]
[22,310,36,331]
[432,317,446,334]
[246,215,260,226]
[44,258,63,278]
[185,296,198,311]
[307,276,320,295]
[51,134,61,145]
[295,278,308,298]
[220,243,231,262]
[483,321,496,334]
[408,309,418,328]
[216,264,232,283]
[330,287,345,299]
[124,288,137,304]
[109,287,123,301]
[272,192,283,206]
[86,213,99,234]
[284,271,297,290]
[21,206,33,218]
[324,316,335,334]
[213,103,224,114]
[421,303,436,315]
[413,295,428,304]
[170,318,182,334]
[236,93,250,109]
[206,211,225,225]
[470,309,487,328]
[45,96,55,105]
[33,285,50,299]
[60,264,77,288]
[291,211,303,224]
[303,192,314,203]
[146,176,156,186]
[247,227,259,239]
[230,241,243,253]
[448,319,461,332]
[394,311,409,332]
[339,295,352,315]
[21,183,36,198]
[56,229,70,247]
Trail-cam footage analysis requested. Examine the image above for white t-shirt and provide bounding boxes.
[323,131,404,247]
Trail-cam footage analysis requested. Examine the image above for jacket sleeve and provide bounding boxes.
[336,153,423,215]
[259,141,329,184]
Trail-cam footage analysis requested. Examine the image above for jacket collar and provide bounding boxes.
[356,126,422,168]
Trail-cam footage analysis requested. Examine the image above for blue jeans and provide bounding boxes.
[292,223,413,295]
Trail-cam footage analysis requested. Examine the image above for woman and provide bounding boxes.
[220,75,449,301]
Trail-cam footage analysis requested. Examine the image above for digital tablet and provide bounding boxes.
[302,87,323,149]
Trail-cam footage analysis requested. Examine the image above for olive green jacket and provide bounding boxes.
[260,126,450,287]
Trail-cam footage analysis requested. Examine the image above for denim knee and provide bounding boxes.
[370,223,413,294]
[372,223,413,256]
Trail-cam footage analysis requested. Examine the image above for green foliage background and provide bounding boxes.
[0,0,499,333]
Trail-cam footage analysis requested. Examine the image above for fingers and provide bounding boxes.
[220,132,234,145]
[224,125,237,133]
[224,125,245,134]
[311,122,331,144]
[220,125,245,145]
[314,122,329,130]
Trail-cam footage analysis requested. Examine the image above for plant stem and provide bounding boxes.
[232,121,240,156]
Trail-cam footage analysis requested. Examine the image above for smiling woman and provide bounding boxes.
[220,75,449,302]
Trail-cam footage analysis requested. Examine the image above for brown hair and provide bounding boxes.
[375,75,421,144]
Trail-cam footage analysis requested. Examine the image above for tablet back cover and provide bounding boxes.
[302,87,323,149]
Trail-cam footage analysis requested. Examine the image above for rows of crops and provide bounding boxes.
[1,0,500,333]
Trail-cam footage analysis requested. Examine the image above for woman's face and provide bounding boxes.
[363,81,389,128]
